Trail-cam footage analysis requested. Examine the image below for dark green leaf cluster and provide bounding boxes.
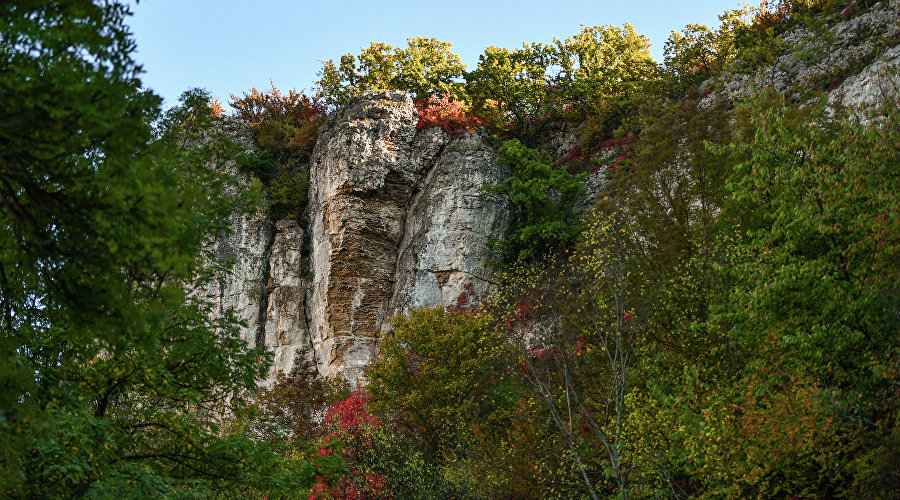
[0,2,327,497]
[490,139,586,262]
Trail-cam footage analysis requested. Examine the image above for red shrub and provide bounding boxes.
[310,392,391,500]
[415,94,484,137]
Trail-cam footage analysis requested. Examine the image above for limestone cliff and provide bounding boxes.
[205,3,898,387]
[307,91,510,385]
[208,91,510,387]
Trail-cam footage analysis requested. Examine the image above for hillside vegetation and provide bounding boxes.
[2,0,898,498]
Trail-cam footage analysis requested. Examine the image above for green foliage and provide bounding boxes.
[551,24,658,131]
[490,139,586,262]
[231,83,325,219]
[366,308,532,497]
[725,94,898,421]
[237,149,277,183]
[310,391,446,499]
[242,371,351,444]
[716,96,899,497]
[0,2,323,496]
[367,308,512,452]
[624,92,900,498]
[466,43,554,129]
[467,24,657,136]
[317,38,467,105]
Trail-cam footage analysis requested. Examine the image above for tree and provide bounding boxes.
[551,24,658,134]
[465,43,554,129]
[0,2,335,496]
[496,204,651,500]
[705,94,900,497]
[466,25,658,136]
[367,308,511,454]
[230,82,326,219]
[489,139,586,263]
[316,38,467,106]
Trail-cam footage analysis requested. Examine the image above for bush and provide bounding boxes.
[230,83,326,220]
[488,139,586,262]
[415,94,484,137]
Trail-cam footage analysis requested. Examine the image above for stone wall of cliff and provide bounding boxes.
[204,2,899,387]
[207,91,510,387]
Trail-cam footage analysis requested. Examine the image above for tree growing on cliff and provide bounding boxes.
[489,139,586,262]
[231,82,326,219]
[316,37,467,105]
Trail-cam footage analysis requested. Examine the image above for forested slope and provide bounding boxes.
[2,0,898,498]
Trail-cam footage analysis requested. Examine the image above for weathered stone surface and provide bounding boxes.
[828,44,900,115]
[201,5,898,390]
[306,90,510,386]
[702,1,900,107]
[387,132,511,317]
[307,91,445,385]
[198,120,275,350]
[265,220,316,379]
[204,212,273,348]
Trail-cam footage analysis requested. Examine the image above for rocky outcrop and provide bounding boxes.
[827,43,900,114]
[387,132,511,317]
[704,0,900,109]
[201,5,898,389]
[204,212,273,348]
[265,220,316,378]
[307,90,510,386]
[205,91,512,387]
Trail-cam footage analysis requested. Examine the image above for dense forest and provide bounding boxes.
[2,0,898,498]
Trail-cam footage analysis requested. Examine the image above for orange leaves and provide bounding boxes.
[414,94,483,137]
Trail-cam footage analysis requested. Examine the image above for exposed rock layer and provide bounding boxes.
[207,91,510,387]
[307,91,510,385]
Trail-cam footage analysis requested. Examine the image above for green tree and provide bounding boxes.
[708,94,900,497]
[0,2,337,496]
[467,24,658,137]
[316,38,467,105]
[490,139,586,262]
[551,24,658,135]
[366,307,519,497]
[367,308,511,453]
[465,43,554,129]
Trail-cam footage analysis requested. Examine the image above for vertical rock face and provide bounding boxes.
[387,132,511,316]
[204,199,274,349]
[307,90,510,385]
[205,91,511,387]
[265,220,316,378]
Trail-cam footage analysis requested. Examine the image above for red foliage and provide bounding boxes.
[449,282,479,313]
[325,391,380,430]
[563,144,586,162]
[310,392,391,500]
[415,94,484,137]
[602,134,635,150]
[309,471,389,500]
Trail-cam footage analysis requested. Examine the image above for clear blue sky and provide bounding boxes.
[126,0,745,109]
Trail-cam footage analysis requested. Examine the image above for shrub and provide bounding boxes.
[230,83,326,220]
[415,94,484,137]
[488,139,586,262]
[368,308,512,451]
[309,391,441,499]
